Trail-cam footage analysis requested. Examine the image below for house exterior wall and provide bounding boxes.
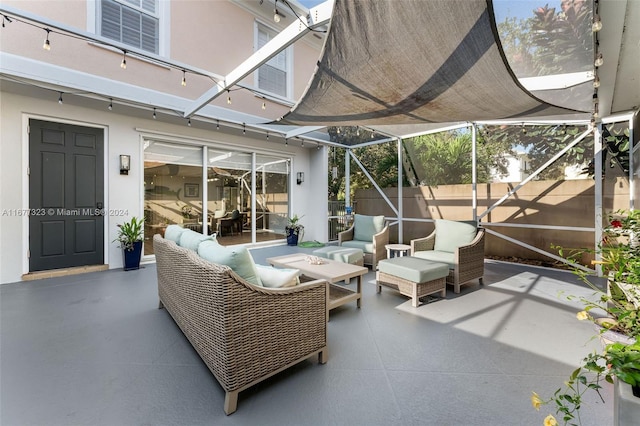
[0,0,321,113]
[0,1,327,284]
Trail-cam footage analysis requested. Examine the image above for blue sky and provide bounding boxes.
[294,0,563,22]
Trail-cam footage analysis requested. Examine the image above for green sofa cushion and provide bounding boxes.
[433,219,477,253]
[179,229,214,251]
[198,240,261,286]
[378,257,449,283]
[353,214,385,242]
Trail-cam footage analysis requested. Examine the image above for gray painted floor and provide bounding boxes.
[1,245,613,425]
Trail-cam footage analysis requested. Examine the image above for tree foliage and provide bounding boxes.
[404,130,512,186]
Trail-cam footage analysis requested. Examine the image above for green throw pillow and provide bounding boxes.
[198,240,261,286]
[179,229,214,251]
[164,225,187,243]
[255,264,300,288]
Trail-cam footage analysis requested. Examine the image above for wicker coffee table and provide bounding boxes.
[266,254,368,321]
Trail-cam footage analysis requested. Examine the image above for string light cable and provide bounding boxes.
[277,0,328,33]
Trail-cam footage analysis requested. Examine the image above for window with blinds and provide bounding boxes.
[257,23,288,98]
[99,0,159,54]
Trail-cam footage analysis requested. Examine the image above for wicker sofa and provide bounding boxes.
[153,234,328,415]
[410,219,485,294]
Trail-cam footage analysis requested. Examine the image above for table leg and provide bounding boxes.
[356,274,362,308]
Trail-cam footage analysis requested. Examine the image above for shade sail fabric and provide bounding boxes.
[280,0,587,126]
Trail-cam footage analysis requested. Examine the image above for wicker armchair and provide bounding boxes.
[153,235,328,415]
[338,214,389,270]
[410,220,485,293]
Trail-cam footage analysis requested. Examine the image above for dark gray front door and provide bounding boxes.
[29,120,104,272]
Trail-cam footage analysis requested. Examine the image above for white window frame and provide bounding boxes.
[87,0,170,57]
[254,20,293,100]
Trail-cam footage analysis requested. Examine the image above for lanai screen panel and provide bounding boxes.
[281,0,587,126]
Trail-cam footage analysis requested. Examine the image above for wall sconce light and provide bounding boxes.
[296,172,304,185]
[120,154,130,175]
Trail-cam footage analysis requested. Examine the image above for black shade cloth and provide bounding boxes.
[280,0,587,126]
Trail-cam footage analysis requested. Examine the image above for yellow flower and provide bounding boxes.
[544,414,558,426]
[576,311,589,321]
[531,392,542,410]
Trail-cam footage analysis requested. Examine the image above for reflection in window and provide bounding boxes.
[143,141,202,255]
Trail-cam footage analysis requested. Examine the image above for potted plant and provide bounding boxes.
[285,214,304,246]
[534,210,640,425]
[114,217,144,271]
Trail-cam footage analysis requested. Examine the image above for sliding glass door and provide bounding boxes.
[143,139,290,253]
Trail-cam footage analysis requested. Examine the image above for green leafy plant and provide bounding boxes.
[285,214,305,237]
[181,205,193,218]
[532,340,640,426]
[554,210,640,338]
[114,217,144,251]
[534,210,640,425]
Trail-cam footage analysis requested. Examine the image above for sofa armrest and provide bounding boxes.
[411,230,436,253]
[338,225,355,244]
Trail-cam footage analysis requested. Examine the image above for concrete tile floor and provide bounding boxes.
[1,245,612,425]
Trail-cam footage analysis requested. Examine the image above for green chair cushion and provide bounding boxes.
[341,240,374,254]
[313,247,364,264]
[197,240,261,286]
[378,257,449,283]
[433,219,477,253]
[413,250,455,269]
[353,214,385,242]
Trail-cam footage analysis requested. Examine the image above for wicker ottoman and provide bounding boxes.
[313,246,364,266]
[376,257,449,307]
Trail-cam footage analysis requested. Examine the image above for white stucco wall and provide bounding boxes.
[0,90,323,284]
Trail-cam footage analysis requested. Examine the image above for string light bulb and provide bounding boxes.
[274,0,281,22]
[58,92,63,104]
[521,124,527,134]
[227,90,231,104]
[120,51,127,69]
[153,108,157,119]
[187,118,191,127]
[216,119,220,130]
[242,123,246,134]
[181,70,187,87]
[592,15,602,32]
[262,101,266,110]
[108,98,113,110]
[266,132,269,140]
[43,28,51,50]
[594,53,603,67]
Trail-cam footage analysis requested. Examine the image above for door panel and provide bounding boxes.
[29,120,104,272]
